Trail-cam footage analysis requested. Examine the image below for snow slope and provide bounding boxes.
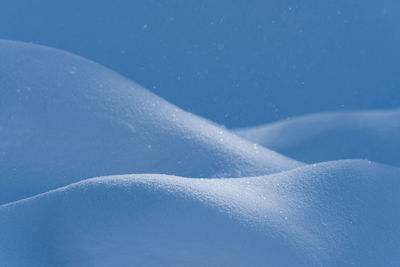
[234,109,400,165]
[1,160,399,266]
[0,40,301,204]
[1,40,400,266]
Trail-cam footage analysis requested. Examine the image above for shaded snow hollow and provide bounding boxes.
[0,40,399,266]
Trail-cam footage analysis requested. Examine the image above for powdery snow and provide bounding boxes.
[0,40,399,266]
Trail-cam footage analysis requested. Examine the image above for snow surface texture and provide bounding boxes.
[0,40,301,205]
[0,40,399,266]
[234,109,400,166]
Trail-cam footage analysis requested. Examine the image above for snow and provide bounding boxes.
[234,109,400,166]
[1,160,399,266]
[0,40,301,205]
[0,40,400,266]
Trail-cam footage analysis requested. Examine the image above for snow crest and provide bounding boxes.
[0,41,399,266]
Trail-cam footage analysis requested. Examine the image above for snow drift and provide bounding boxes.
[0,40,399,266]
[0,40,300,204]
[2,160,400,266]
[234,109,400,166]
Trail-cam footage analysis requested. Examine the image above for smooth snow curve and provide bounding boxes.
[1,160,399,266]
[0,40,301,204]
[234,109,400,166]
[1,40,400,267]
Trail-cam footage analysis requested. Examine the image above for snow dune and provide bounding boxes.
[0,40,301,204]
[234,109,400,166]
[1,40,399,266]
[1,160,399,266]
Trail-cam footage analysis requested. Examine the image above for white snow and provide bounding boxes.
[0,40,399,266]
[1,160,399,266]
[234,109,400,166]
[0,40,301,204]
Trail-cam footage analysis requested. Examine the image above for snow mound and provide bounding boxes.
[234,109,400,165]
[1,40,399,266]
[1,160,399,266]
[0,40,301,204]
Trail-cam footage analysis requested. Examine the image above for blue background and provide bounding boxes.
[1,0,399,127]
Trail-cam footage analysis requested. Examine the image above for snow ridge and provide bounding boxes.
[0,40,399,266]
